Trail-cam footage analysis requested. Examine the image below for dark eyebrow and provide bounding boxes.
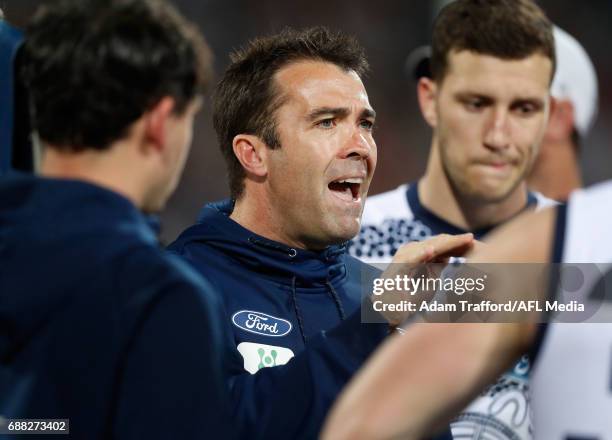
[360,108,376,120]
[307,107,376,122]
[307,107,350,122]
[454,92,493,103]
[455,92,546,109]
[511,97,545,108]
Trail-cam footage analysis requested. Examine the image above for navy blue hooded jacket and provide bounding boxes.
[0,174,235,439]
[168,200,392,438]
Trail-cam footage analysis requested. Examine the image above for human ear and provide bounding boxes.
[232,134,269,178]
[417,77,439,128]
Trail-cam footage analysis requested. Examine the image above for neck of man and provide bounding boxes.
[40,143,148,210]
[527,140,581,202]
[231,184,318,251]
[419,142,529,231]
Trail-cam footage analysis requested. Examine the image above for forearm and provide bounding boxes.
[322,322,534,440]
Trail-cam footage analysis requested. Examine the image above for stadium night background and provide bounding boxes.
[3,0,611,244]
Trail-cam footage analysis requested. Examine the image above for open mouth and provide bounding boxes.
[328,178,362,203]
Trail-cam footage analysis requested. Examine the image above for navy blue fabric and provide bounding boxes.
[168,200,392,439]
[0,173,235,439]
[0,21,23,175]
[529,204,568,364]
[551,203,568,265]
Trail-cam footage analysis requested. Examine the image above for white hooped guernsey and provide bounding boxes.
[532,181,612,440]
[351,181,556,440]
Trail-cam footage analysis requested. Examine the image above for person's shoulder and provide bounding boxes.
[566,181,612,234]
[166,221,214,255]
[115,243,219,305]
[561,180,612,263]
[571,180,612,206]
[361,183,412,224]
[348,183,416,264]
[167,199,235,255]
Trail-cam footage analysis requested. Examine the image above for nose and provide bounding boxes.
[340,128,374,161]
[483,107,511,151]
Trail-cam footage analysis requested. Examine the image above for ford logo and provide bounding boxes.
[231,310,292,337]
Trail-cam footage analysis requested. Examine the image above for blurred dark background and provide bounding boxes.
[3,0,611,243]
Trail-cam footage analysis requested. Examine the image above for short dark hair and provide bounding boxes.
[21,0,212,151]
[431,0,555,82]
[213,26,369,200]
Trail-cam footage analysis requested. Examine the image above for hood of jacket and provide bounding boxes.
[169,200,351,288]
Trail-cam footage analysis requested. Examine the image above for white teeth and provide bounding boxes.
[336,178,363,184]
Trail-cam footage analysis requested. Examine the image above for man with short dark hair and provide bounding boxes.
[352,0,556,263]
[0,1,235,438]
[169,26,466,439]
[403,24,599,204]
[349,0,556,438]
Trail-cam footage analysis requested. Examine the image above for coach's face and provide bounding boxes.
[266,60,377,249]
[422,50,552,203]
